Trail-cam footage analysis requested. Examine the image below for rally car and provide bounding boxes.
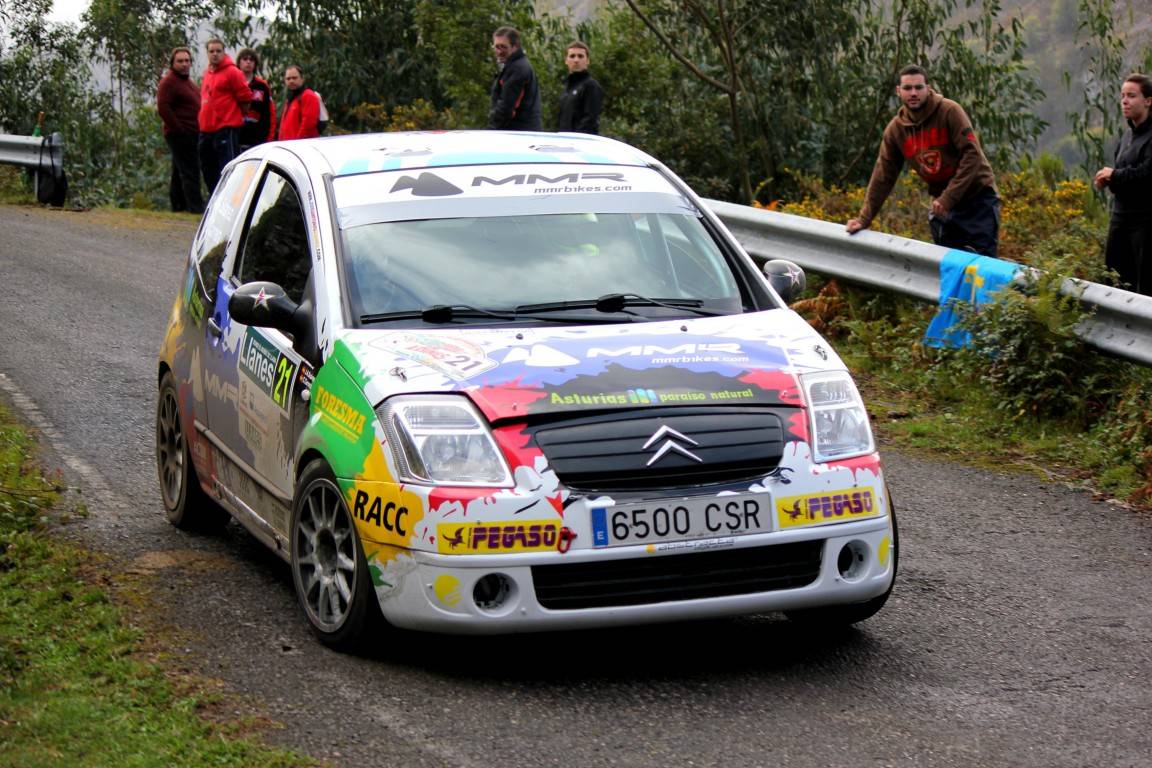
[155,130,897,648]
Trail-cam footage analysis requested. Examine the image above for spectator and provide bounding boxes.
[156,46,204,214]
[846,64,1000,258]
[1094,73,1152,295]
[556,41,603,135]
[198,38,252,194]
[278,65,321,141]
[237,48,276,150]
[487,26,541,131]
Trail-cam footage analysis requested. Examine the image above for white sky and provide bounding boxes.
[49,0,89,23]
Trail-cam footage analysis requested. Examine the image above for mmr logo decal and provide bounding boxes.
[390,172,464,197]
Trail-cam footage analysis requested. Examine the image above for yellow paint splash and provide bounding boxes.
[433,575,462,607]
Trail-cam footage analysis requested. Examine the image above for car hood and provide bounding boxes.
[333,310,842,421]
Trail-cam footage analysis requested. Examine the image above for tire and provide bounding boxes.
[155,371,229,531]
[291,460,384,650]
[785,493,899,627]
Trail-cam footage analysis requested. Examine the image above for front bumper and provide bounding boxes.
[371,514,895,634]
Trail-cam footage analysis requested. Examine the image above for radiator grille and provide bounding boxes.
[532,407,794,492]
[532,541,822,610]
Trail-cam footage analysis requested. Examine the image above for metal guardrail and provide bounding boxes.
[0,131,67,206]
[706,198,1152,367]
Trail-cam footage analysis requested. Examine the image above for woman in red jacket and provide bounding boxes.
[279,65,321,141]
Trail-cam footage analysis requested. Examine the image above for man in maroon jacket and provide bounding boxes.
[156,47,203,214]
[846,64,1000,257]
[198,38,251,194]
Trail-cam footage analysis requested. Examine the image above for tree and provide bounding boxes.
[1066,0,1128,179]
[620,0,1046,203]
[262,0,445,128]
[413,0,536,129]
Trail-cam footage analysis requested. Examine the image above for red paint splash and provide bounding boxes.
[466,379,549,421]
[739,370,802,405]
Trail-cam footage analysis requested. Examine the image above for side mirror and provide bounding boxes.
[229,281,303,336]
[762,259,807,304]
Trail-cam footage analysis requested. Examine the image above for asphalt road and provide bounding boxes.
[1,203,1150,768]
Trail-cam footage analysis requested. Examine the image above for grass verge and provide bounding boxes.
[0,402,312,767]
[829,297,1152,508]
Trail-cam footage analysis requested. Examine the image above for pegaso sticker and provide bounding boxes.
[775,488,879,529]
[437,521,560,554]
[238,329,297,414]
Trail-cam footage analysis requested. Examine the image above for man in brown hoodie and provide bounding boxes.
[846,65,1000,257]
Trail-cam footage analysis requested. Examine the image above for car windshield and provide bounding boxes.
[342,211,744,323]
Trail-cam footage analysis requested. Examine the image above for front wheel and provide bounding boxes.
[156,371,229,531]
[785,495,899,627]
[291,460,384,650]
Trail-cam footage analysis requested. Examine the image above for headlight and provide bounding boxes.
[800,371,874,463]
[378,395,513,487]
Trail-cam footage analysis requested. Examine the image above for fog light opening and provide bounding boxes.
[472,573,516,613]
[836,541,869,582]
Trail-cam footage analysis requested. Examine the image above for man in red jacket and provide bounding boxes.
[157,47,203,214]
[198,38,251,194]
[278,65,321,141]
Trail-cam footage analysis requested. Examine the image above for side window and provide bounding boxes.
[194,160,260,302]
[236,169,312,304]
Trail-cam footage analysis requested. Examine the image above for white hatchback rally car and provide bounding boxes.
[156,131,897,648]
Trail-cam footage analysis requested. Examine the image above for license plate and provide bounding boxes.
[590,493,772,548]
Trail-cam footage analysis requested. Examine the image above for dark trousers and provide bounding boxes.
[198,127,240,196]
[166,132,204,214]
[1105,217,1151,296]
[929,186,1001,258]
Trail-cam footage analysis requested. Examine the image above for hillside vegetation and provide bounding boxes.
[1,0,1151,503]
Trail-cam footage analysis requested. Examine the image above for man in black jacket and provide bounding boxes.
[556,41,604,135]
[488,26,541,131]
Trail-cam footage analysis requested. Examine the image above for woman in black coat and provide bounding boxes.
[1095,73,1152,295]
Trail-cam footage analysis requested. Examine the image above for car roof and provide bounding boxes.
[265,130,659,178]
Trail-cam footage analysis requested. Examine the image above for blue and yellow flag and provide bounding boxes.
[924,250,1022,348]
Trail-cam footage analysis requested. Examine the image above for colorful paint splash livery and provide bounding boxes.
[155,131,896,644]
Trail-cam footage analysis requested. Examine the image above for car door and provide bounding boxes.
[181,160,261,494]
[203,163,316,539]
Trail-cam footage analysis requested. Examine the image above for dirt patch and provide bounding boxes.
[128,549,239,575]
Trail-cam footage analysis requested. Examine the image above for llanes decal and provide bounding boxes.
[238,330,297,415]
[437,521,561,554]
[775,488,879,529]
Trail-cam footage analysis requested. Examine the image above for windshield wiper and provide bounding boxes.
[360,304,516,325]
[359,303,632,326]
[516,294,732,317]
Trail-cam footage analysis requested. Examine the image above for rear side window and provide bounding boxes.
[193,160,260,302]
[236,169,312,304]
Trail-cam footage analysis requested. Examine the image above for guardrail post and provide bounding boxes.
[0,131,68,207]
[34,132,67,207]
